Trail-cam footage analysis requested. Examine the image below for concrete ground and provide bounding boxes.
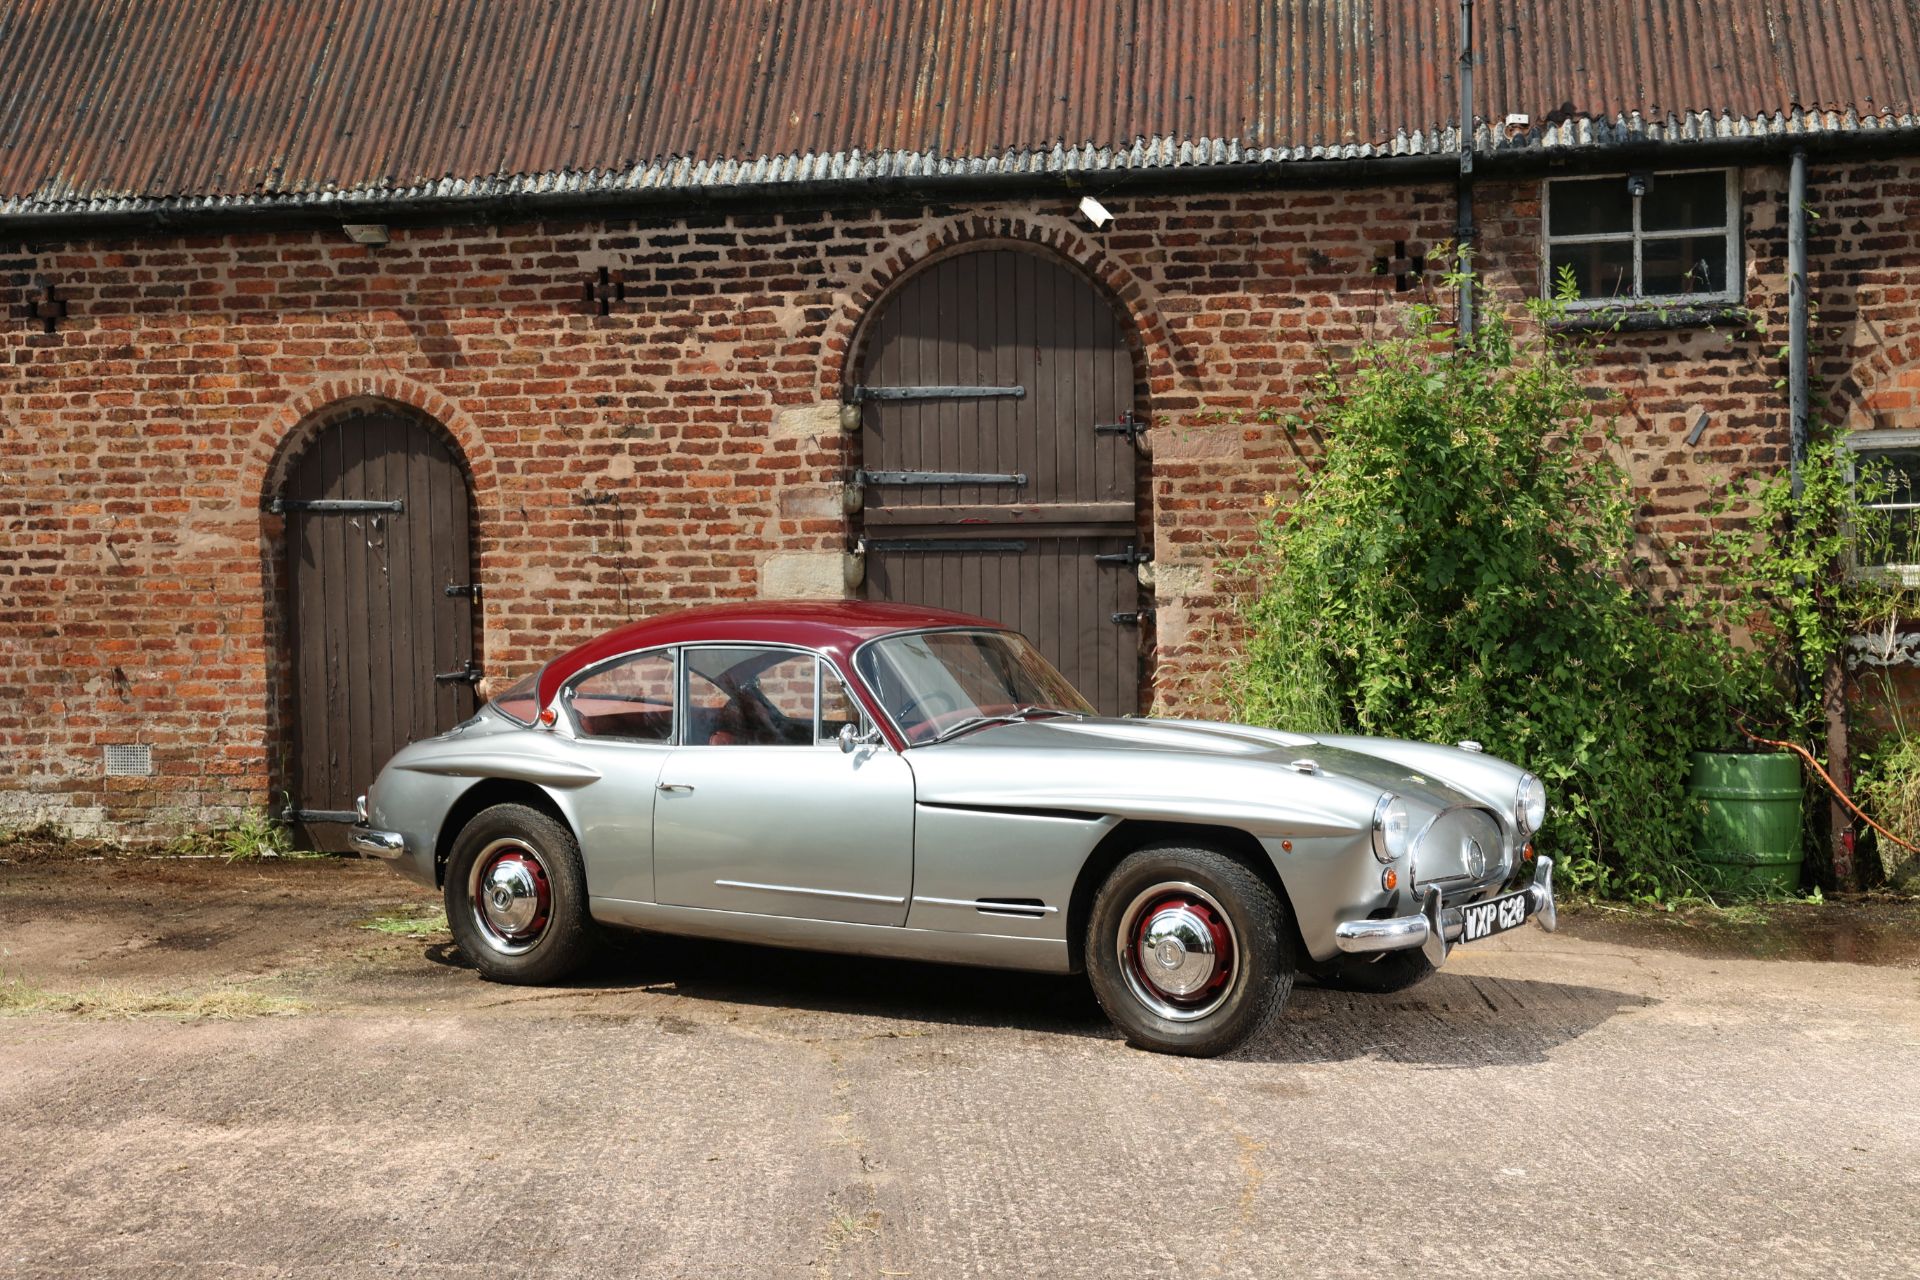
[0,856,1915,1279]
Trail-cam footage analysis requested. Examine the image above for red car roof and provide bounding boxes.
[533,599,1004,708]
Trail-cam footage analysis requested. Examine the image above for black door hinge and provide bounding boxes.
[434,660,483,684]
[1111,609,1155,626]
[444,583,483,600]
[269,497,405,515]
[849,384,1026,403]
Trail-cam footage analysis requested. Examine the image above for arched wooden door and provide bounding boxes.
[854,249,1142,714]
[280,411,478,841]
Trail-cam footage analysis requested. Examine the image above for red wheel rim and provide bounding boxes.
[470,839,553,954]
[1116,883,1238,1021]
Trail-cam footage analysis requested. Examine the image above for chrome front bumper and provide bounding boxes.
[1333,855,1557,967]
[347,827,407,859]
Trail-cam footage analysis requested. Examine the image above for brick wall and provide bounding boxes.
[1,160,1912,839]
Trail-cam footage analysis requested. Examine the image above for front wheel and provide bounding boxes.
[444,803,592,985]
[1085,843,1294,1057]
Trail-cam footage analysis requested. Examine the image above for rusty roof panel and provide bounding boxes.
[0,0,1917,217]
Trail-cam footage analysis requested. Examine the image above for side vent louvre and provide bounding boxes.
[974,897,1052,919]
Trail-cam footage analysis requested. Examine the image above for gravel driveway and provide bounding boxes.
[1,856,1915,1279]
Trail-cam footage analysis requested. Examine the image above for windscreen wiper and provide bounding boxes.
[926,705,1081,745]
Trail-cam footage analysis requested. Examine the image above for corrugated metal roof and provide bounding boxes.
[1,0,1917,218]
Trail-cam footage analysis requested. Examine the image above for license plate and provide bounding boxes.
[1457,890,1531,944]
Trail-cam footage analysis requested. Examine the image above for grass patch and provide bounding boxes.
[360,903,450,938]
[0,978,306,1020]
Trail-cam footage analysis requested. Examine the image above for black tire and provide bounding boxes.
[1309,949,1435,994]
[443,803,593,985]
[1085,842,1294,1057]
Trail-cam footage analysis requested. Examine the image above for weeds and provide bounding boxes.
[359,903,450,938]
[162,809,297,861]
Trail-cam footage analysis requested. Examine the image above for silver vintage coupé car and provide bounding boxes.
[352,601,1556,1056]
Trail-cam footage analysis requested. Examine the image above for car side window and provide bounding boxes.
[819,665,862,743]
[565,650,675,742]
[683,647,820,747]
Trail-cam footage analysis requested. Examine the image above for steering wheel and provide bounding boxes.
[894,690,959,729]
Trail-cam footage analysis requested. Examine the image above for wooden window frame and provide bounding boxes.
[1541,168,1742,309]
[1846,430,1920,584]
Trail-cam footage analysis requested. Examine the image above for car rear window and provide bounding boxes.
[490,671,541,725]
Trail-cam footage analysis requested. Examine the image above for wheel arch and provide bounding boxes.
[1065,820,1304,974]
[433,778,575,887]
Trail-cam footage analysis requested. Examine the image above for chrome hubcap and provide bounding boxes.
[1116,882,1239,1022]
[468,839,552,956]
[1138,903,1221,996]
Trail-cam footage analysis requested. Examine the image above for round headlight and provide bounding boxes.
[1516,772,1547,834]
[1371,794,1410,863]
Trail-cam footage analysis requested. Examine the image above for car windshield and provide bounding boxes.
[856,630,1093,744]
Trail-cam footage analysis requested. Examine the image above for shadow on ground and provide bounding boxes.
[436,930,1651,1067]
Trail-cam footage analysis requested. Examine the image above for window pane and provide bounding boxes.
[1889,511,1920,566]
[568,652,674,741]
[1856,450,1920,565]
[1642,171,1728,232]
[684,647,817,746]
[1548,177,1633,237]
[490,670,541,724]
[820,666,861,743]
[1864,450,1920,506]
[1549,240,1634,300]
[1641,234,1729,296]
[856,629,1092,743]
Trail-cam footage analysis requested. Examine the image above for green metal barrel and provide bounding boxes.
[1688,752,1804,896]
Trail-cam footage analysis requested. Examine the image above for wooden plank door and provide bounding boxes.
[283,412,477,843]
[856,249,1141,714]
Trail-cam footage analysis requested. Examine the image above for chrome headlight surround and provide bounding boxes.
[1371,793,1410,863]
[1516,772,1547,835]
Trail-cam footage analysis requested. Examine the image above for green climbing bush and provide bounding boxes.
[1229,276,1780,898]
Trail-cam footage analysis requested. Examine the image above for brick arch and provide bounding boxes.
[818,215,1179,406]
[1838,338,1920,436]
[252,379,493,826]
[248,375,492,518]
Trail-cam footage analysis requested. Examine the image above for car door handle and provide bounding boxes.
[657,782,695,793]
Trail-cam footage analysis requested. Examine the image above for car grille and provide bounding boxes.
[1410,807,1508,892]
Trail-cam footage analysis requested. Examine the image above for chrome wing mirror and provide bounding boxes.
[838,722,883,753]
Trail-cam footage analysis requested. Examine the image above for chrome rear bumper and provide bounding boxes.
[347,827,407,859]
[1333,855,1556,965]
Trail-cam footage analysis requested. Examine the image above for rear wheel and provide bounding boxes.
[444,803,592,985]
[1085,843,1294,1057]
[1311,949,1435,994]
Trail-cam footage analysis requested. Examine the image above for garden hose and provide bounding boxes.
[1735,722,1920,856]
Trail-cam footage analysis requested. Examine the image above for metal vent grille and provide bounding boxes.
[103,744,152,777]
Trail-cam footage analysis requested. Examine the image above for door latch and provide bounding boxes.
[434,660,483,684]
[1094,408,1147,448]
[1093,543,1152,567]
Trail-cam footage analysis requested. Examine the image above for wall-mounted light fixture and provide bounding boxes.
[342,223,390,246]
[1078,195,1113,229]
